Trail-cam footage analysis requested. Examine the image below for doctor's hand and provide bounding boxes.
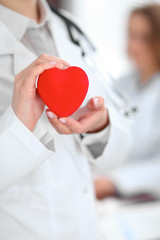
[46,96,109,134]
[12,54,70,131]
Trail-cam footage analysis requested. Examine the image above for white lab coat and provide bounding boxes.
[110,72,160,197]
[0,7,129,240]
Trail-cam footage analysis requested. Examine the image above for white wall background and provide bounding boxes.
[60,0,160,78]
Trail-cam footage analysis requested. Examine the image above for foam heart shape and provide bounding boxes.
[37,66,89,117]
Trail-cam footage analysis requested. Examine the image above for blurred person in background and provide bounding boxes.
[95,3,160,200]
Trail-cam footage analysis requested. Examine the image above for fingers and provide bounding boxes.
[23,54,70,90]
[46,109,90,134]
[87,96,105,110]
[46,111,94,134]
[24,62,57,89]
[17,53,70,84]
[59,117,85,134]
[46,110,73,135]
[24,54,70,72]
[45,97,107,135]
[39,54,70,68]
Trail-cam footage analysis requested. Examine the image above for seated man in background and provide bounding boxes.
[95,4,160,200]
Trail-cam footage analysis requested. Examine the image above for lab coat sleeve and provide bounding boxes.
[33,115,55,151]
[79,124,111,158]
[0,106,54,193]
[75,107,129,174]
[109,159,160,198]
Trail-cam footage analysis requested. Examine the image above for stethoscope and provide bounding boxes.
[51,7,137,117]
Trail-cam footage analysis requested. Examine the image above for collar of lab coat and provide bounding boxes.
[0,21,16,55]
[0,1,52,41]
[0,0,52,75]
[0,13,83,76]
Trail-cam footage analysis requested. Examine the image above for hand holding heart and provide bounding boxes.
[46,96,109,134]
[12,54,109,133]
[37,60,109,134]
[12,54,70,131]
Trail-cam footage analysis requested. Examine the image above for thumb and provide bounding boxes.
[87,96,105,110]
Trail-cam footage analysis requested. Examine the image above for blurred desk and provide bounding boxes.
[96,198,160,240]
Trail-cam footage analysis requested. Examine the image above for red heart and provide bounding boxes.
[37,66,89,117]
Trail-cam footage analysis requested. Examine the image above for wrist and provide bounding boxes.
[16,115,36,132]
[12,107,36,132]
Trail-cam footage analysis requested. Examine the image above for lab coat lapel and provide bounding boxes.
[49,13,85,67]
[13,42,37,75]
[0,13,85,74]
[0,20,36,75]
[0,21,14,55]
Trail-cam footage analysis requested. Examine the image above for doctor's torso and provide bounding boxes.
[0,2,109,239]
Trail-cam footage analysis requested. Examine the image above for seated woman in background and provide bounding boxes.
[95,3,160,200]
